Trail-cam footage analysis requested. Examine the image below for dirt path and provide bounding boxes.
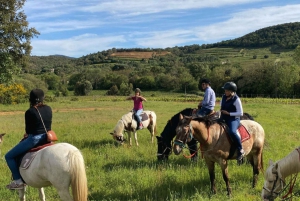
[0,107,104,116]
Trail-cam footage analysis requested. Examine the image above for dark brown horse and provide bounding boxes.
[173,114,264,195]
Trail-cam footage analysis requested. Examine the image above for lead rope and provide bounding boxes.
[280,148,300,200]
[183,123,210,159]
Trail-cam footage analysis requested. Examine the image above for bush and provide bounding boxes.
[74,80,93,96]
[0,83,27,104]
[253,55,257,59]
[106,85,119,95]
[264,55,269,58]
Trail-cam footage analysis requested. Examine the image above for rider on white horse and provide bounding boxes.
[5,89,52,190]
[126,88,147,130]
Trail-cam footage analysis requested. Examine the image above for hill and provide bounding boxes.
[208,22,300,49]
[25,22,300,97]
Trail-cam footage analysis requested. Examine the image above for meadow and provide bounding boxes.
[1,93,300,201]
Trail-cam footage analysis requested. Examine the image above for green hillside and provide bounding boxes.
[25,22,300,97]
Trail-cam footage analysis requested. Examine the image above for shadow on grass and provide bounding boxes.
[72,139,120,150]
[88,177,212,201]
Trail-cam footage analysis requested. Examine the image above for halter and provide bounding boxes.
[263,148,300,200]
[174,123,193,148]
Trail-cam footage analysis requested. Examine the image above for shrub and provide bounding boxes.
[74,80,93,96]
[0,83,27,104]
[106,85,119,95]
[253,55,257,59]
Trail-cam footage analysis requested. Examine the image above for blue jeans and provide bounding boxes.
[225,118,242,151]
[197,107,213,117]
[5,133,47,180]
[134,109,143,124]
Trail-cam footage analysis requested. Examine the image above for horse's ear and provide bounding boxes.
[272,162,278,173]
[0,133,5,137]
[110,132,114,135]
[179,114,183,120]
[268,159,273,166]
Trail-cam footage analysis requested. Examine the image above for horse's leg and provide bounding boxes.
[149,122,154,143]
[56,187,73,201]
[251,149,263,187]
[38,188,45,201]
[205,159,216,194]
[18,188,26,201]
[220,160,231,196]
[134,131,139,146]
[128,131,132,146]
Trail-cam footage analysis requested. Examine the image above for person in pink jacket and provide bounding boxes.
[127,88,147,130]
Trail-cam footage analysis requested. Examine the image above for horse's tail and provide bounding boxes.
[69,150,88,201]
[260,151,264,174]
[151,111,157,135]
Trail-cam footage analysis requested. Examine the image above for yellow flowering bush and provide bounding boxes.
[0,83,27,104]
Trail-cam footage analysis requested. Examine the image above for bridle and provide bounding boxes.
[157,140,172,159]
[263,171,287,200]
[263,148,300,200]
[174,123,193,148]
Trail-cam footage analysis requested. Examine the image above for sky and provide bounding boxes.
[23,0,300,58]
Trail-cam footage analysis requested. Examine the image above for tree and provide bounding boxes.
[74,80,93,96]
[0,0,39,83]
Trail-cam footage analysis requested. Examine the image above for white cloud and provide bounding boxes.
[26,1,300,57]
[195,4,300,41]
[31,35,126,57]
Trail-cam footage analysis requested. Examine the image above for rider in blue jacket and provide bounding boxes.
[220,82,244,165]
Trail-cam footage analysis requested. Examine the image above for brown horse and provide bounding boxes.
[173,114,265,195]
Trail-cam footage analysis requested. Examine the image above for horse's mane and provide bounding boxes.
[160,108,194,140]
[171,108,193,120]
[242,113,254,120]
[275,147,300,177]
[193,116,214,128]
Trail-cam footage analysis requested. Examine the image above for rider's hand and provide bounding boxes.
[221,110,230,115]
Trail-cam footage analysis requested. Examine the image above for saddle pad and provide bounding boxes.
[20,152,38,169]
[28,142,53,152]
[237,125,250,142]
[140,113,149,121]
[20,144,54,169]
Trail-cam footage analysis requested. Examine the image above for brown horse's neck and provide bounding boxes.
[277,148,300,179]
[191,121,212,148]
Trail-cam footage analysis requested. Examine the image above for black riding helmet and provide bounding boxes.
[29,89,45,104]
[222,82,237,92]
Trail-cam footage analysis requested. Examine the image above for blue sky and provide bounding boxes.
[24,0,300,58]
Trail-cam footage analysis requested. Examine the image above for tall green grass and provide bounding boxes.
[0,98,299,200]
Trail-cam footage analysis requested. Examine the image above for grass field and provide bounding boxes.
[0,95,300,201]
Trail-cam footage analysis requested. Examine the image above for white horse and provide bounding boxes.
[262,147,300,201]
[110,110,157,146]
[16,143,88,201]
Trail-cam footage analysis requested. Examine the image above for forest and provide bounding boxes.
[11,22,300,98]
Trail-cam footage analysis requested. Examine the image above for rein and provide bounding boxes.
[264,148,300,200]
[280,148,300,200]
[178,123,210,159]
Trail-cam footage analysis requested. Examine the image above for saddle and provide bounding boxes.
[132,111,149,122]
[220,123,251,159]
[192,109,220,121]
[18,143,54,170]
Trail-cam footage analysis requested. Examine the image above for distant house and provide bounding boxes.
[50,68,55,73]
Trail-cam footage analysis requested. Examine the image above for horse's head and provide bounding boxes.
[156,136,172,161]
[0,133,5,144]
[110,119,126,144]
[110,130,125,144]
[173,114,193,155]
[262,160,285,201]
